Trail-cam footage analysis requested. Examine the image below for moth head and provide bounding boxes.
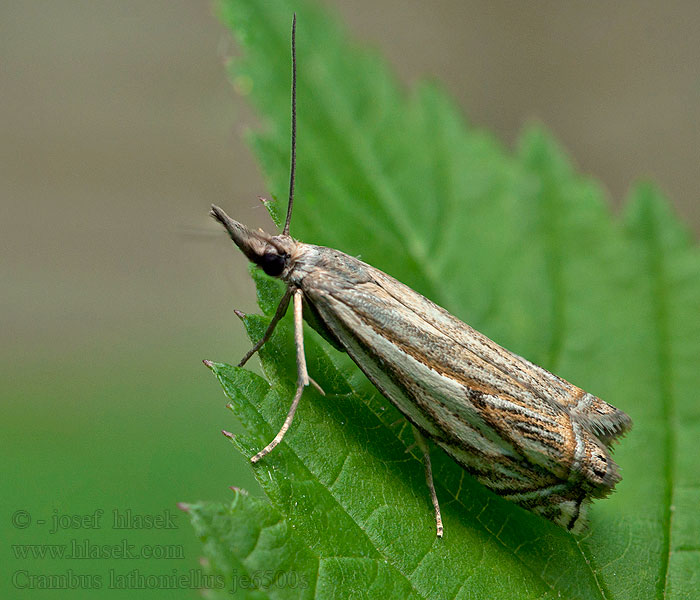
[211,17,301,281]
[210,204,296,278]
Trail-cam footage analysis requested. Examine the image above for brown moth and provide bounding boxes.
[211,16,631,536]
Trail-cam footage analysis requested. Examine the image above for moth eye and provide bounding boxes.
[261,252,286,277]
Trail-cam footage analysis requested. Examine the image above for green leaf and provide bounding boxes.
[189,1,700,598]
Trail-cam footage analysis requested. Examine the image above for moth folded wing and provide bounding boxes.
[296,254,503,448]
[526,484,592,534]
[436,429,594,532]
[495,350,633,449]
[570,421,624,498]
[568,392,633,447]
[460,400,623,532]
[474,390,624,509]
[295,250,623,532]
[369,267,633,450]
[301,253,619,492]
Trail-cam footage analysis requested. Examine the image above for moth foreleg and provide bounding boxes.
[238,286,293,367]
[251,289,308,463]
[413,426,444,538]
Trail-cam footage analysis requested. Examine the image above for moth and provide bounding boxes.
[211,16,632,536]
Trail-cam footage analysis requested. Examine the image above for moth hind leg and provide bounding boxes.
[413,426,444,538]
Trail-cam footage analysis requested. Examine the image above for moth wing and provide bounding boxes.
[511,353,632,446]
[298,247,625,496]
[368,267,631,444]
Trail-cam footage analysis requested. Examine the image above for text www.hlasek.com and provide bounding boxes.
[12,539,183,560]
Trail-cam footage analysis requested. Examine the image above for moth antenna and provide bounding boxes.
[282,13,297,237]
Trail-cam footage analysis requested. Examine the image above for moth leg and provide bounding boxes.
[238,287,293,367]
[251,289,309,463]
[309,377,325,396]
[413,426,444,538]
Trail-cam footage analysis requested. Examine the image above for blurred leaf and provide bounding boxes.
[188,1,700,598]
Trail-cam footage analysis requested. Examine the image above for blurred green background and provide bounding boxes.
[2,1,699,598]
